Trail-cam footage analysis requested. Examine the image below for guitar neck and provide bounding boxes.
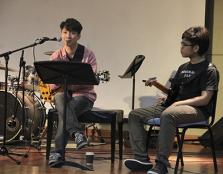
[153,81,169,94]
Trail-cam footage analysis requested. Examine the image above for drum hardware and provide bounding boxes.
[11,50,31,144]
[1,68,46,148]
[0,91,46,146]
[0,50,27,164]
[11,54,44,146]
[0,39,52,163]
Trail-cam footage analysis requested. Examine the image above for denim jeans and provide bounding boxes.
[53,92,93,153]
[128,104,206,165]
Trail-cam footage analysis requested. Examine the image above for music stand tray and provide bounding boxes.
[34,61,99,85]
[119,55,145,78]
[34,61,99,170]
[119,55,145,110]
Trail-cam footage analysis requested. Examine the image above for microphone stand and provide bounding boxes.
[10,51,26,140]
[12,51,28,141]
[0,40,47,164]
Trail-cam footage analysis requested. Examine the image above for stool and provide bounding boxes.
[46,108,124,163]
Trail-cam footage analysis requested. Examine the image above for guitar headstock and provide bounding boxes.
[97,70,110,83]
[144,77,157,86]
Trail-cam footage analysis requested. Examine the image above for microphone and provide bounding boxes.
[35,37,61,44]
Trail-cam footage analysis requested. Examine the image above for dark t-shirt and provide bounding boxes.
[169,60,219,117]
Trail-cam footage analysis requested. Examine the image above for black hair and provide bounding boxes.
[182,26,209,55]
[60,18,83,34]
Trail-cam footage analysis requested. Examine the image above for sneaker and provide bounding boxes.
[147,160,168,174]
[124,159,153,171]
[74,132,88,150]
[48,152,64,168]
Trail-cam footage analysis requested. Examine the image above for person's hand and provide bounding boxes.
[144,77,157,87]
[156,95,166,104]
[171,101,183,107]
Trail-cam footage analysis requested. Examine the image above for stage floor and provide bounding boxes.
[0,141,222,174]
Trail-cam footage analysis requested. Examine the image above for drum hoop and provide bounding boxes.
[5,127,22,143]
[0,90,23,142]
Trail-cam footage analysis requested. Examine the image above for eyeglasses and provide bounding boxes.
[181,42,194,47]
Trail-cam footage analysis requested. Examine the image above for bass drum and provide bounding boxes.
[0,90,46,143]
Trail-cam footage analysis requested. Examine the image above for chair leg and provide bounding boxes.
[176,129,184,166]
[111,118,116,163]
[118,121,123,160]
[175,128,186,173]
[208,127,218,172]
[46,112,54,160]
[146,126,154,150]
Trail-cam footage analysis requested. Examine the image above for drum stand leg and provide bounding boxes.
[0,146,28,164]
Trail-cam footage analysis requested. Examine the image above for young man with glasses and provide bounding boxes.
[124,26,219,174]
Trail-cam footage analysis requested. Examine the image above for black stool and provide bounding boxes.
[46,108,124,163]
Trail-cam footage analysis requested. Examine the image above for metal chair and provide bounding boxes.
[146,91,218,173]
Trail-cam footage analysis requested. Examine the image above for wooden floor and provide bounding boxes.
[0,141,223,174]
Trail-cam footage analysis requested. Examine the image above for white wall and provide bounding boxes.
[0,0,205,115]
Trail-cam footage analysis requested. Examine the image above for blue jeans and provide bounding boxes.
[54,92,93,153]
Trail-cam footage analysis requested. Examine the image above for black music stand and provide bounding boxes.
[119,55,145,110]
[34,61,99,170]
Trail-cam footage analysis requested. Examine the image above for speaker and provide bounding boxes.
[199,117,223,149]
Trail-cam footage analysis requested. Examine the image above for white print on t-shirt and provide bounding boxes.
[180,70,195,78]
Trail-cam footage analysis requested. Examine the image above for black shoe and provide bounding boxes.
[147,160,168,174]
[74,132,88,150]
[124,159,153,171]
[49,152,64,168]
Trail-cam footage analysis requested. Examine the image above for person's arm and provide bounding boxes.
[144,78,169,94]
[48,49,64,90]
[172,90,213,107]
[87,50,97,73]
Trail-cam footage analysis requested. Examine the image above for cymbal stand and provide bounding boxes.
[30,76,42,150]
[11,50,27,141]
[21,52,27,141]
[0,54,27,164]
[11,51,42,152]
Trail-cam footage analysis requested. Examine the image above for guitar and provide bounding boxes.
[39,70,110,103]
[143,77,169,94]
[143,77,179,106]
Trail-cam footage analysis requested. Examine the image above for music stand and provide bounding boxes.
[119,55,145,110]
[34,61,99,170]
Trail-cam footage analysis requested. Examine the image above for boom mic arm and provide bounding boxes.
[35,37,61,44]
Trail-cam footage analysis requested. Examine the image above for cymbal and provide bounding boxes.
[0,63,17,72]
[44,51,54,56]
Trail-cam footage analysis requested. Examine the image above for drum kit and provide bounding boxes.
[0,62,48,145]
[0,38,58,163]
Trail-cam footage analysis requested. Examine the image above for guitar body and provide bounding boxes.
[161,84,179,107]
[38,81,54,103]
